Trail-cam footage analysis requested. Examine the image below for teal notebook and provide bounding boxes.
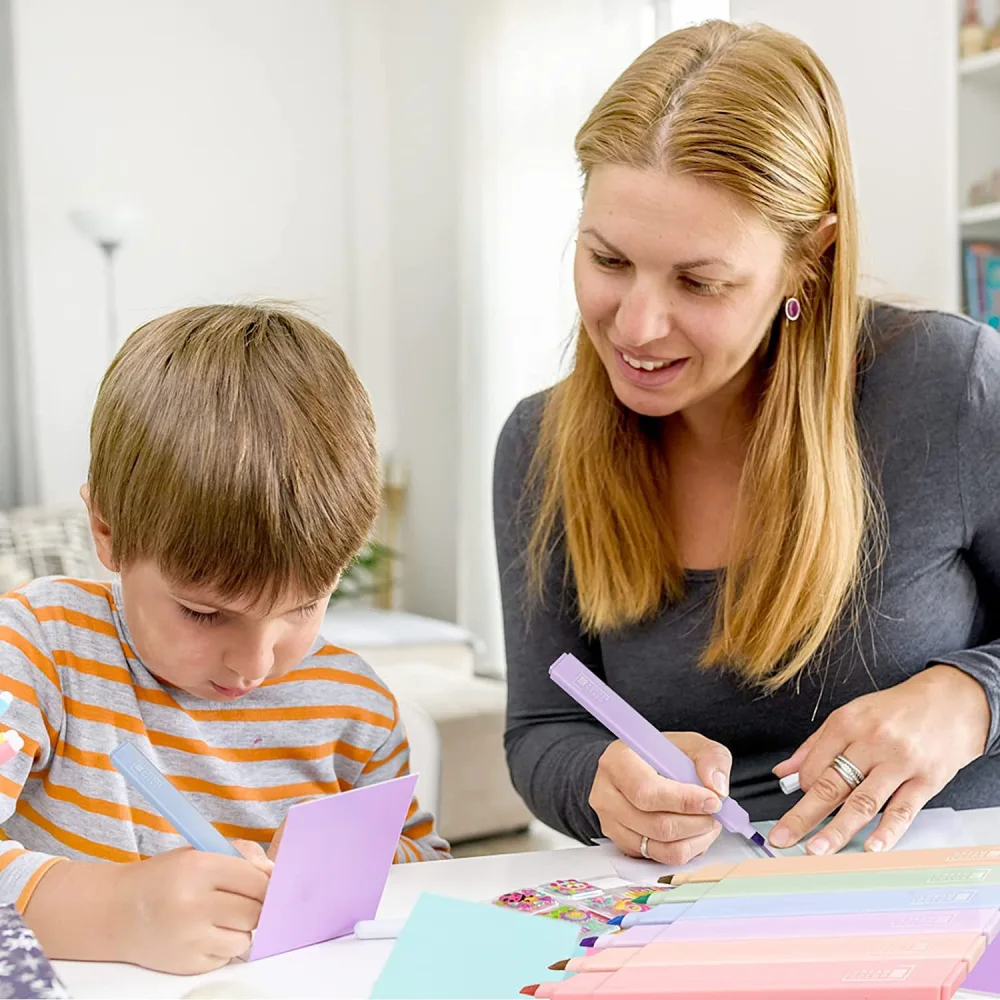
[369,893,581,999]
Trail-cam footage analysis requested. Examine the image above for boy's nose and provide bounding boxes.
[229,645,274,684]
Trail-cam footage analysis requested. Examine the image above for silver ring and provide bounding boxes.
[639,835,650,859]
[831,754,865,790]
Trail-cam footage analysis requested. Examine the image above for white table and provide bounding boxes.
[55,809,1000,1000]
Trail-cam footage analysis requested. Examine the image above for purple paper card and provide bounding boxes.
[963,932,1000,994]
[249,772,418,961]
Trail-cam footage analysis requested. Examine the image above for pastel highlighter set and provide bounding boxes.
[518,845,1000,998]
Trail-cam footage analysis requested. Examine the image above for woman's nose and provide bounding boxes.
[616,285,671,348]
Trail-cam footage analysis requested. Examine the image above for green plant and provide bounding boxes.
[330,539,398,605]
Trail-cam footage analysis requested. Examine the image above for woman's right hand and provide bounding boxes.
[589,732,731,865]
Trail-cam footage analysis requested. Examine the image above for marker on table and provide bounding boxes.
[548,653,775,858]
[353,918,405,940]
[110,739,242,857]
[779,772,801,794]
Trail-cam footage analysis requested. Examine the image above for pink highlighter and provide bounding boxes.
[564,932,986,973]
[529,956,973,998]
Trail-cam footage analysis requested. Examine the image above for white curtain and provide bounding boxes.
[0,0,36,510]
[456,0,658,675]
[456,0,731,675]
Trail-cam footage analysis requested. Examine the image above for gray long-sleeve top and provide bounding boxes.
[494,304,1000,844]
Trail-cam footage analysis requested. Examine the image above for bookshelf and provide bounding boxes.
[959,0,1000,319]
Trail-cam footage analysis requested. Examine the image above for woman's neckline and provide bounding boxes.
[683,567,721,582]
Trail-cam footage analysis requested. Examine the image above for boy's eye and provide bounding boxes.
[294,602,320,619]
[179,605,222,625]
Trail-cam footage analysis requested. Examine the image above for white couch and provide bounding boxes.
[321,606,533,844]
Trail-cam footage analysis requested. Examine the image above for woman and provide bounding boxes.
[494,20,1000,864]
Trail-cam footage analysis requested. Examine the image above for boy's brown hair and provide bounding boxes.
[88,303,380,605]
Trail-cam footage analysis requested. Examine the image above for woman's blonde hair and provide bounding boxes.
[528,20,878,691]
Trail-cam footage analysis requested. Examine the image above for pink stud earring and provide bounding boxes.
[784,296,801,321]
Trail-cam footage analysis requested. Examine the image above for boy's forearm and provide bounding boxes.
[23,859,129,962]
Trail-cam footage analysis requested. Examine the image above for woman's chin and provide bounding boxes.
[608,376,686,418]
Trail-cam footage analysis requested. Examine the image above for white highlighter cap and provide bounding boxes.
[1,731,23,752]
[779,771,801,795]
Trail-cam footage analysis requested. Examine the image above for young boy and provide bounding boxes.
[0,304,450,974]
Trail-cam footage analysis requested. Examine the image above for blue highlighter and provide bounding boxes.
[110,739,242,857]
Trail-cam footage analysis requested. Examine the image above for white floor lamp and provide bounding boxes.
[69,206,141,359]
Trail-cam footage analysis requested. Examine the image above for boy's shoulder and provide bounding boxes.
[266,636,399,720]
[1,576,116,631]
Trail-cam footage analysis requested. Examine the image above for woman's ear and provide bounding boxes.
[812,213,838,256]
[80,484,118,573]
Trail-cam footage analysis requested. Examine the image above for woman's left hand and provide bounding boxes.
[769,665,991,855]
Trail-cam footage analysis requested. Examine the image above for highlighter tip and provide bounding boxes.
[520,986,539,996]
[548,959,569,971]
[751,831,777,857]
[579,936,598,948]
[657,874,674,885]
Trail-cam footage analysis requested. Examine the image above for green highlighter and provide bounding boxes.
[650,863,1000,905]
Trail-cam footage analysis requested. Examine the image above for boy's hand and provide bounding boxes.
[111,839,273,974]
[267,821,285,862]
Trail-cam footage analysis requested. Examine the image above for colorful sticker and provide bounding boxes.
[492,888,556,914]
[536,904,609,933]
[586,891,651,915]
[616,885,662,900]
[538,879,602,898]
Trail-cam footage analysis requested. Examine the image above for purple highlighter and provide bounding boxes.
[625,885,1000,927]
[549,653,775,858]
[588,909,1000,949]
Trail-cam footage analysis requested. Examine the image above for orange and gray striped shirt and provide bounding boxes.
[0,577,450,911]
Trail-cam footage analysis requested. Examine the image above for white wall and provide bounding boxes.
[12,0,351,505]
[338,0,468,622]
[456,0,657,670]
[730,0,959,311]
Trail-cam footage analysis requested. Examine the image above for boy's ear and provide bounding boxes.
[80,484,118,573]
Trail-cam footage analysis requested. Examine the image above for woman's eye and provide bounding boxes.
[680,276,725,296]
[590,251,629,270]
